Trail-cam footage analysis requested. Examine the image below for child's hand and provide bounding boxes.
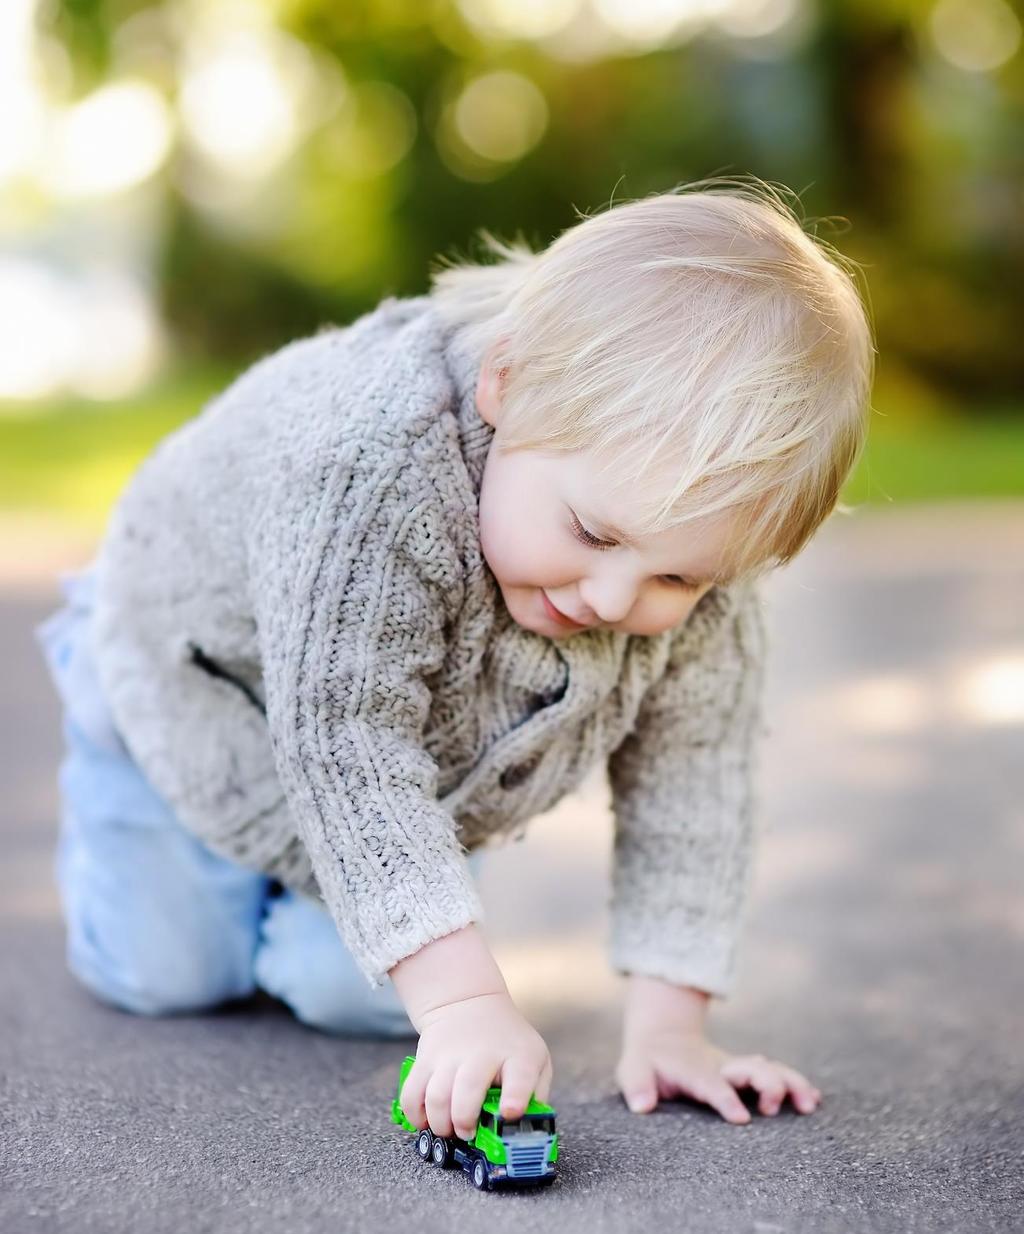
[400,991,553,1141]
[616,1025,822,1124]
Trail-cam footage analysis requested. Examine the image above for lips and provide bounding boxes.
[542,590,590,629]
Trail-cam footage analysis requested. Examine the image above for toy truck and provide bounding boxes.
[391,1055,558,1191]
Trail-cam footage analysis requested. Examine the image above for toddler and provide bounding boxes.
[36,179,874,1141]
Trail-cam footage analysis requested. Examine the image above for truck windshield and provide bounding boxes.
[498,1115,554,1136]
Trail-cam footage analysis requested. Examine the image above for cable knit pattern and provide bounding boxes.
[88,292,768,994]
[607,581,766,996]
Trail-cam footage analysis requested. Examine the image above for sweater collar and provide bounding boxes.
[433,305,495,498]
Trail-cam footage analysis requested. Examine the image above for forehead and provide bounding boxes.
[558,441,675,496]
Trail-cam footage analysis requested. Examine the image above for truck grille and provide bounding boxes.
[506,1137,553,1178]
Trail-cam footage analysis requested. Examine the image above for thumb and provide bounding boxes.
[616,1054,658,1114]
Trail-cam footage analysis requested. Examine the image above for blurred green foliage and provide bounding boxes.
[5,0,1022,515]
[40,0,1024,397]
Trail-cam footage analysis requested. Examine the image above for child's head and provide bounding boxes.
[429,178,875,638]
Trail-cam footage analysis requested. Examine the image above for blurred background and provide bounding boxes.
[1,0,1022,531]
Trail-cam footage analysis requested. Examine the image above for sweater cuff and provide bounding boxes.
[308,836,486,990]
[608,922,741,1000]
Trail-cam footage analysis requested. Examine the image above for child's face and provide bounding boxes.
[474,361,739,639]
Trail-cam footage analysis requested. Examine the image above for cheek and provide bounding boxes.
[634,591,703,636]
[477,464,555,583]
[479,506,547,584]
[668,592,706,628]
[477,506,511,576]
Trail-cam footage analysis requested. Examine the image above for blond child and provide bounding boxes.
[36,178,874,1140]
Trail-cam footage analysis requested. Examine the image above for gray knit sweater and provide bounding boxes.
[89,293,767,997]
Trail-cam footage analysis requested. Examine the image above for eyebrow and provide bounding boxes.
[580,509,719,587]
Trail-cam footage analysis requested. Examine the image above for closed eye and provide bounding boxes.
[569,510,613,549]
[568,510,698,589]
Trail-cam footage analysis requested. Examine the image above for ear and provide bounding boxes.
[475,344,510,429]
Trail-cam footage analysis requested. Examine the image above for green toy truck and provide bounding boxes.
[391,1055,558,1191]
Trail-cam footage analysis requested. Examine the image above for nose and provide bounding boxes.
[577,573,638,625]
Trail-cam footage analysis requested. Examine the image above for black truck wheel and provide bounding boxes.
[471,1158,490,1191]
[416,1129,433,1161]
[431,1136,453,1168]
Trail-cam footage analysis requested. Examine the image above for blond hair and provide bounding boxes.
[427,177,876,579]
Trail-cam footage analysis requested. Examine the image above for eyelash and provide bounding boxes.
[568,511,695,589]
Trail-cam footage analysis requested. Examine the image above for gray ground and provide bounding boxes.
[1,505,1021,1234]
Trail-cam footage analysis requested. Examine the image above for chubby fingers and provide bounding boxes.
[533,1053,554,1106]
[719,1054,822,1116]
[615,1051,659,1114]
[423,1064,461,1137]
[616,1049,751,1123]
[777,1063,823,1114]
[688,1073,753,1124]
[450,1058,501,1141]
[498,1053,546,1121]
[402,1059,476,1139]
[400,1057,430,1131]
[402,1053,554,1142]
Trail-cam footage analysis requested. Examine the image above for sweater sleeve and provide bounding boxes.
[248,437,483,990]
[606,579,768,999]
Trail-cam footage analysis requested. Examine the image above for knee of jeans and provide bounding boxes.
[267,951,415,1038]
[64,911,254,1018]
[254,891,418,1038]
[288,983,417,1039]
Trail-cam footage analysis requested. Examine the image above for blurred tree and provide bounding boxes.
[42,0,1024,402]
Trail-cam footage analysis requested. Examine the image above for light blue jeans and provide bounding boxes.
[34,562,482,1039]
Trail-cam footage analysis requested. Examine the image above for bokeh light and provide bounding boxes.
[325,81,418,179]
[714,0,801,40]
[0,0,49,191]
[0,0,1020,435]
[929,0,1022,73]
[593,0,726,49]
[954,654,1024,726]
[456,0,584,40]
[180,29,314,180]
[440,70,548,180]
[47,81,174,199]
[0,260,164,400]
[0,259,77,400]
[830,675,932,736]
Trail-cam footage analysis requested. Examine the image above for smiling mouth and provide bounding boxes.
[542,591,591,628]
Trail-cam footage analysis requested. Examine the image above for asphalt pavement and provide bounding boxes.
[1,504,1021,1234]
